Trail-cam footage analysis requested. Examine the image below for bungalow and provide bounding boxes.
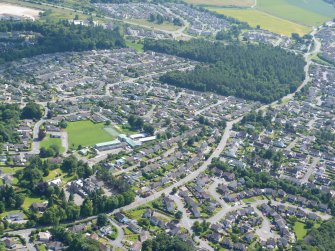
[4,212,25,223]
[221,238,233,249]
[4,238,16,249]
[46,241,64,251]
[208,233,221,244]
[39,231,52,242]
[163,196,175,213]
[30,202,48,213]
[128,222,142,234]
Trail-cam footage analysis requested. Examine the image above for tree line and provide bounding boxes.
[3,156,135,227]
[0,20,125,63]
[294,219,335,251]
[144,39,305,103]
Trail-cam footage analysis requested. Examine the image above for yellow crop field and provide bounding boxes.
[185,0,254,7]
[208,8,312,36]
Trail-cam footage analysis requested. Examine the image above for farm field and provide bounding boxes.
[0,3,41,20]
[66,120,115,149]
[3,0,89,21]
[257,0,335,26]
[184,0,254,7]
[40,134,65,153]
[208,8,311,36]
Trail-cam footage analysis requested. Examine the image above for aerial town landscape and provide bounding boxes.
[0,0,334,250]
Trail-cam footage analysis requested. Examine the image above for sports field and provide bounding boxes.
[66,120,115,149]
[208,8,311,36]
[185,0,254,7]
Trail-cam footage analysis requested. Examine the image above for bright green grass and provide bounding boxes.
[66,120,115,149]
[42,168,64,182]
[294,221,308,240]
[0,209,23,219]
[40,135,64,153]
[257,0,335,27]
[37,245,47,251]
[208,8,311,36]
[0,166,24,174]
[22,197,45,210]
[126,209,147,220]
[104,126,122,138]
[126,41,144,52]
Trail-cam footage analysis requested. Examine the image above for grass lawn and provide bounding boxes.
[126,41,144,52]
[40,134,64,153]
[126,209,147,220]
[22,196,45,210]
[294,221,308,240]
[42,168,64,182]
[243,197,256,203]
[208,7,311,36]
[257,0,335,27]
[0,166,24,174]
[0,209,23,219]
[37,244,47,251]
[185,0,254,7]
[66,120,115,149]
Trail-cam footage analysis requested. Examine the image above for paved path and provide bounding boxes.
[301,157,319,184]
[108,219,126,250]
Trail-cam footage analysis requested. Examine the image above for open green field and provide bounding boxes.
[208,7,311,36]
[208,0,335,36]
[185,0,254,7]
[40,134,64,153]
[257,0,335,27]
[126,41,144,52]
[294,221,308,240]
[66,120,115,149]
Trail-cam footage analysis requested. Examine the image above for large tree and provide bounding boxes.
[21,102,43,120]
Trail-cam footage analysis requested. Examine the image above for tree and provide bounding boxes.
[21,102,43,120]
[143,123,155,135]
[42,206,65,225]
[38,129,46,140]
[81,199,93,217]
[96,213,109,227]
[175,210,183,220]
[61,156,78,174]
[142,233,195,251]
[59,119,67,129]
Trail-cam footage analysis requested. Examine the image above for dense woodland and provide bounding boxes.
[142,233,195,251]
[144,39,305,103]
[0,104,21,144]
[0,21,125,63]
[294,220,335,251]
